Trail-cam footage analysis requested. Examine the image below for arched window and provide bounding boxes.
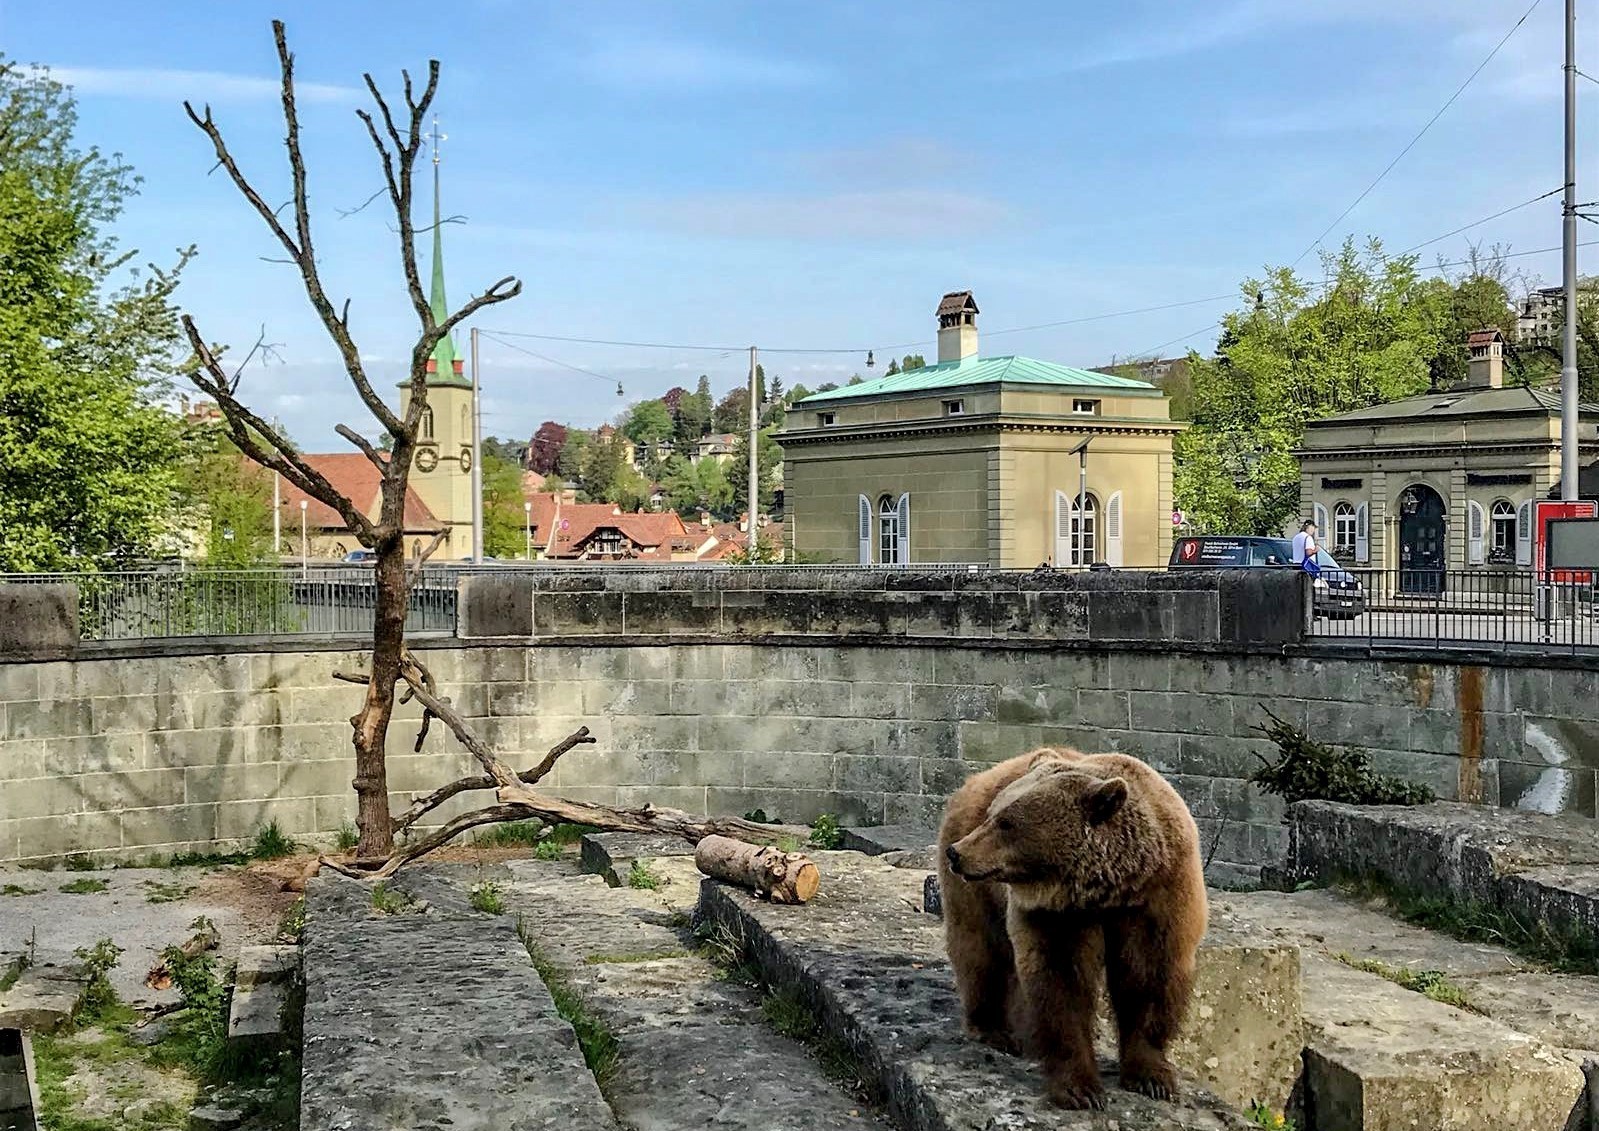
[1069,493,1098,566]
[1490,499,1516,560]
[878,495,899,565]
[419,406,435,441]
[1333,502,1357,557]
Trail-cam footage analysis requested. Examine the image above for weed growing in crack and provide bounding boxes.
[143,879,192,904]
[370,882,410,915]
[335,822,360,852]
[626,861,662,891]
[250,821,296,860]
[470,880,506,915]
[522,932,619,1096]
[1333,953,1478,1011]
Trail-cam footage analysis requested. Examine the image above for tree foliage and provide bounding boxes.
[528,420,567,474]
[183,433,277,566]
[1175,239,1451,534]
[621,398,673,446]
[0,60,190,569]
[713,387,749,433]
[661,454,734,516]
[481,450,527,557]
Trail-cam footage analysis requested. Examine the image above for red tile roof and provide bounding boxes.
[260,453,442,533]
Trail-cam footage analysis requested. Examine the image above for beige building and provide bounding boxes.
[780,292,1183,568]
[1298,330,1599,586]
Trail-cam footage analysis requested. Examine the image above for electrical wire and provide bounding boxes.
[477,331,627,391]
[1397,187,1563,255]
[1288,0,1544,269]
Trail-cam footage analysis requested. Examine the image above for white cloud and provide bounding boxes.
[578,38,822,90]
[42,65,358,104]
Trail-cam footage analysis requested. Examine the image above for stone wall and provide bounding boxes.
[2,637,1595,881]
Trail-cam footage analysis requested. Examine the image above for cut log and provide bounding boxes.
[694,834,820,904]
[144,918,222,990]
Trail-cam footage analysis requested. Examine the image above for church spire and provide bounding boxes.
[424,116,467,386]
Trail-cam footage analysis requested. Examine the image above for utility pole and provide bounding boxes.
[1561,0,1579,501]
[471,326,484,561]
[747,345,759,557]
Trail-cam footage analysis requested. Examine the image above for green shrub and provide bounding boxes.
[73,939,123,1024]
[59,878,108,895]
[470,881,506,915]
[808,813,843,850]
[335,822,360,852]
[626,861,661,891]
[1250,709,1433,806]
[250,821,297,860]
[476,820,545,847]
[370,881,410,914]
[1245,1103,1295,1130]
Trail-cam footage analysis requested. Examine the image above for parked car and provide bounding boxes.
[343,549,378,564]
[1168,535,1366,619]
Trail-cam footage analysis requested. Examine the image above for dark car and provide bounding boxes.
[1169,536,1366,619]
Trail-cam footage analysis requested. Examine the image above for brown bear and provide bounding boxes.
[937,747,1207,1111]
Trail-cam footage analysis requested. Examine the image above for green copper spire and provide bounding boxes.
[424,116,468,387]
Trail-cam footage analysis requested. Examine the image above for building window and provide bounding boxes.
[419,407,435,440]
[1072,399,1100,415]
[1333,502,1357,556]
[943,399,965,416]
[818,412,836,427]
[878,495,899,564]
[1068,493,1098,566]
[1491,499,1517,560]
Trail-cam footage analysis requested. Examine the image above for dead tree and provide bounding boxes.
[180,23,788,875]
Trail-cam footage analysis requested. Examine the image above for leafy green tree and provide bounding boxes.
[556,430,590,483]
[1176,239,1449,534]
[678,375,714,442]
[185,433,276,566]
[0,60,190,569]
[731,427,785,514]
[481,450,527,557]
[579,435,632,502]
[622,398,673,446]
[713,387,749,433]
[662,454,734,516]
[900,353,926,371]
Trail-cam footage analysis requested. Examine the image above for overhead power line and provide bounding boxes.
[1288,0,1545,269]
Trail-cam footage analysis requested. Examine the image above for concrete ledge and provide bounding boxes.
[696,852,1270,1127]
[0,1027,38,1131]
[0,584,77,661]
[1282,801,1599,947]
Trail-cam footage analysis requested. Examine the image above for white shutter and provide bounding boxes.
[857,495,872,565]
[1054,490,1071,565]
[1467,500,1486,566]
[1313,502,1329,538]
[1516,500,1533,566]
[896,493,911,565]
[1105,491,1123,567]
[1355,502,1370,563]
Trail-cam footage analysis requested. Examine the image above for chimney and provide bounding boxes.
[936,290,980,364]
[1464,328,1504,389]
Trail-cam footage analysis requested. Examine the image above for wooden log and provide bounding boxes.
[694,834,820,904]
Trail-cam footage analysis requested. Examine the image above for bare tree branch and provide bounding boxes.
[335,423,387,471]
[389,726,596,832]
[405,529,449,585]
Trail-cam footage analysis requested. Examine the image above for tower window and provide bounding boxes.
[420,406,435,440]
[818,412,836,427]
[943,399,965,416]
[1072,399,1100,415]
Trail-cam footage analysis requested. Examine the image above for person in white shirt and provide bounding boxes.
[1291,520,1318,565]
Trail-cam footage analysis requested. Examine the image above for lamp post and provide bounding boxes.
[299,500,308,579]
[524,499,533,561]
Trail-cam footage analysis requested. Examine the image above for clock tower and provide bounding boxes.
[400,118,474,557]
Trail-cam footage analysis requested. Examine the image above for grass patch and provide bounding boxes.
[59,878,108,895]
[1334,953,1478,1011]
[625,861,662,891]
[276,897,306,944]
[470,880,506,915]
[534,839,564,861]
[524,935,619,1096]
[1332,872,1599,975]
[1245,1102,1296,1130]
[760,986,865,1089]
[475,820,545,848]
[582,949,690,965]
[162,849,251,869]
[142,880,192,905]
[370,881,410,915]
[334,822,359,852]
[775,835,801,853]
[3,883,42,896]
[250,821,296,861]
[808,813,843,850]
[63,855,98,872]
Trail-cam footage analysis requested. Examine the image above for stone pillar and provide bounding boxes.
[1449,466,1469,571]
[1370,471,1389,571]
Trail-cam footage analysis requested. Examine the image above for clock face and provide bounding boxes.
[415,446,439,473]
[459,446,472,474]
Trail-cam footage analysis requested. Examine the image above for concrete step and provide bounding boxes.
[0,962,87,1034]
[696,850,1289,1127]
[1215,888,1593,1130]
[1281,800,1599,946]
[508,857,891,1131]
[298,873,618,1131]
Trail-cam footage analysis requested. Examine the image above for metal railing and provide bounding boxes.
[3,566,458,641]
[1308,567,1599,653]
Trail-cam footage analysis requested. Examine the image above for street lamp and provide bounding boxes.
[524,499,533,561]
[299,499,308,579]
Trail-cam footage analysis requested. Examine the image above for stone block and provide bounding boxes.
[0,962,86,1033]
[579,831,695,885]
[0,584,76,660]
[1297,953,1584,1131]
[227,979,289,1048]
[235,945,300,990]
[456,574,534,638]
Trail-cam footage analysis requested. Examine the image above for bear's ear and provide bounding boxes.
[1083,777,1128,825]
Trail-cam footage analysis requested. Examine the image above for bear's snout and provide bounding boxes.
[945,844,963,874]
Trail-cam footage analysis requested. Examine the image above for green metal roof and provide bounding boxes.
[795,355,1156,403]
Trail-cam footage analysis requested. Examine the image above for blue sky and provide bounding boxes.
[4,0,1592,449]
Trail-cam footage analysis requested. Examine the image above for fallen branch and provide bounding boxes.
[695,834,819,904]
[390,726,596,832]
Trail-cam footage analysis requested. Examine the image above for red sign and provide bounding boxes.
[1535,499,1598,582]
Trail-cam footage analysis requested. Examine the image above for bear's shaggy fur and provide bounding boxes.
[937,748,1207,1110]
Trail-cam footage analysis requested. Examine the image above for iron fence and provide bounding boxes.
[2,566,458,640]
[1306,567,1599,652]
